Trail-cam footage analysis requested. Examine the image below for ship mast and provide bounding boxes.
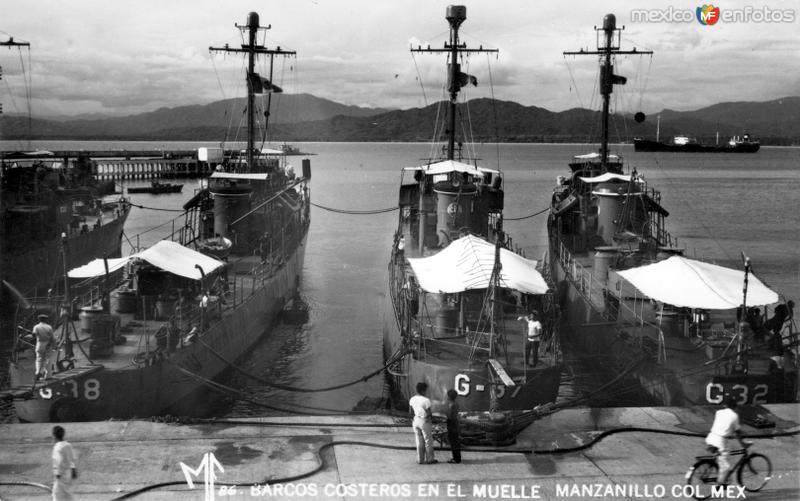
[0,36,32,139]
[564,14,652,171]
[411,5,497,160]
[209,12,294,171]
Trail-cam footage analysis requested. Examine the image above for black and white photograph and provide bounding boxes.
[1,0,798,499]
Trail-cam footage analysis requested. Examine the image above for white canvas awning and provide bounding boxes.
[68,240,225,280]
[617,256,778,309]
[403,159,499,176]
[573,152,621,161]
[407,235,549,294]
[579,172,635,183]
[210,172,270,181]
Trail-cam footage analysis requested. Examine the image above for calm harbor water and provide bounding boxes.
[2,141,799,419]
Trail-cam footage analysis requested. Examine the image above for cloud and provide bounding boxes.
[2,0,798,117]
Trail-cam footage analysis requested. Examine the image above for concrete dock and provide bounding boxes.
[0,405,798,500]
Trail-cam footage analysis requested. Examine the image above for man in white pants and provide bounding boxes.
[33,314,54,379]
[408,382,437,464]
[52,425,78,501]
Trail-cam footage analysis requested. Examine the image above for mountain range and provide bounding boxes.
[1,94,798,145]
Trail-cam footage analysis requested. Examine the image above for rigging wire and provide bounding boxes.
[649,156,735,262]
[486,53,502,171]
[563,56,586,111]
[410,51,429,108]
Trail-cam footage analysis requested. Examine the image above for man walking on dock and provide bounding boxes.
[51,425,77,501]
[409,382,437,464]
[33,314,54,380]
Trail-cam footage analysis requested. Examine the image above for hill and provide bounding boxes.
[1,96,798,145]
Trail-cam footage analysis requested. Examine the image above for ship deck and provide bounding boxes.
[557,249,793,403]
[13,254,270,385]
[412,308,560,371]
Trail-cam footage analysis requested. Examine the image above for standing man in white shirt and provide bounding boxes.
[51,425,77,501]
[33,314,55,380]
[705,397,749,486]
[518,311,542,366]
[408,382,437,465]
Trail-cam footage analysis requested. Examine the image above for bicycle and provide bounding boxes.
[685,442,772,500]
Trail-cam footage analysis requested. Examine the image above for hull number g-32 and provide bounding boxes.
[705,382,768,405]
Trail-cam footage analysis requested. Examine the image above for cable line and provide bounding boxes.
[504,206,550,221]
[128,202,186,212]
[195,336,406,393]
[310,201,398,214]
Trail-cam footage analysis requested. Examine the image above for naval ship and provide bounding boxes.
[548,14,795,406]
[7,12,311,421]
[384,5,562,415]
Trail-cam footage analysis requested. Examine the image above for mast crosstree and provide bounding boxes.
[411,5,497,161]
[209,12,295,171]
[563,14,652,171]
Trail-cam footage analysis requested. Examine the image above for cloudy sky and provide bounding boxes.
[1,0,798,118]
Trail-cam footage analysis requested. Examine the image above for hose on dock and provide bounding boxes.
[102,424,799,500]
[0,480,51,495]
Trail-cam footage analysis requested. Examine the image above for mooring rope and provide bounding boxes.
[310,201,398,214]
[127,202,185,212]
[195,336,407,393]
[504,206,550,221]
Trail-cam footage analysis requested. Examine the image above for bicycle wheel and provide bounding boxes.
[737,453,772,492]
[686,459,718,500]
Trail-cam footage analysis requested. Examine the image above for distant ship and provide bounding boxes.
[634,117,760,153]
[384,5,562,416]
[126,181,183,194]
[7,12,311,422]
[549,14,794,407]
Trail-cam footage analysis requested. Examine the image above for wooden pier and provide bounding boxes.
[94,156,212,180]
[1,149,220,180]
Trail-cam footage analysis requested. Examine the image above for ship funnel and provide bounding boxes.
[446,5,467,28]
[248,12,260,29]
[603,13,616,31]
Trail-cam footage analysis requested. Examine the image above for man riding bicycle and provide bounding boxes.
[705,397,750,486]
